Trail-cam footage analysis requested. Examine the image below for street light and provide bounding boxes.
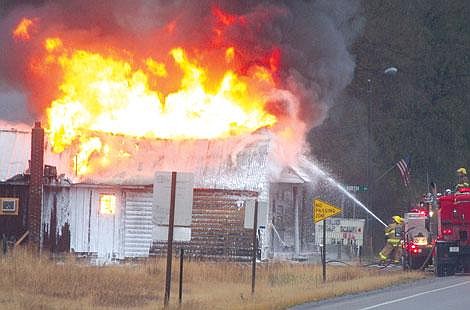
[366,65,398,254]
[384,67,398,76]
[367,65,399,190]
[367,65,399,182]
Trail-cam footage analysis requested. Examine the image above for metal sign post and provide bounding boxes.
[251,199,258,294]
[164,171,177,307]
[313,199,342,284]
[179,248,184,304]
[322,219,326,282]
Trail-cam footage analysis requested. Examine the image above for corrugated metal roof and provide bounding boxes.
[278,167,310,184]
[0,127,309,201]
[0,126,86,183]
[0,129,30,181]
[77,133,276,200]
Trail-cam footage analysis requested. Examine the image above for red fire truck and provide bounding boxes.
[433,187,470,276]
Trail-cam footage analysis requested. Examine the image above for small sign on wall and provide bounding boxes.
[0,197,19,216]
[244,200,255,229]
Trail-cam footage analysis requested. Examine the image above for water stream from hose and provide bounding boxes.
[299,157,387,227]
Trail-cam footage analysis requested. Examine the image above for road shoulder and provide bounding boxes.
[291,274,437,310]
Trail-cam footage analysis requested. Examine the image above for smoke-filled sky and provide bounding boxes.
[0,0,362,130]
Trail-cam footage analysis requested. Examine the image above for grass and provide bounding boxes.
[0,248,426,309]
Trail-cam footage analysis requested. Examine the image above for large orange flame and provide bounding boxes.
[41,38,277,175]
[12,9,287,176]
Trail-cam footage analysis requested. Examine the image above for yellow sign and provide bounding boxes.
[313,199,341,223]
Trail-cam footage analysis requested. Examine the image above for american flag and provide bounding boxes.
[396,156,411,187]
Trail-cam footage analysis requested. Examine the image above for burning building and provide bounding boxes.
[0,1,362,260]
[0,124,314,261]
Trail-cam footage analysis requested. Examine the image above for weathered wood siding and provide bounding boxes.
[151,188,258,260]
[0,182,29,239]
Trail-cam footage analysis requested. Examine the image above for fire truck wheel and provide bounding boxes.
[445,263,456,276]
[435,265,444,277]
[435,262,446,277]
[448,264,455,276]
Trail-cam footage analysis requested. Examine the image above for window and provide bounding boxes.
[0,198,19,216]
[99,194,116,215]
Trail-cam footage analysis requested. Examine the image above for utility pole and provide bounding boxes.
[251,200,258,294]
[364,67,398,256]
[366,78,373,256]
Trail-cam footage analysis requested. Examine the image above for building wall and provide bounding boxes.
[151,188,258,260]
[123,190,153,258]
[270,183,296,255]
[300,186,316,252]
[0,182,29,240]
[43,185,124,261]
[0,178,310,261]
[43,185,260,261]
[2,178,324,261]
[269,182,312,258]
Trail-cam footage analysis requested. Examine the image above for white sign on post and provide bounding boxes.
[314,218,365,246]
[153,171,194,241]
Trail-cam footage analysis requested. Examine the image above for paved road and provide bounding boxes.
[292,275,470,310]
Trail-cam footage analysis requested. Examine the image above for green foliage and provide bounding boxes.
[310,1,470,222]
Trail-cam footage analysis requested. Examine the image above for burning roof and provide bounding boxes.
[0,1,361,182]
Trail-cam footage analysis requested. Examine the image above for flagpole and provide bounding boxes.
[426,170,430,193]
[408,177,414,212]
[374,164,396,184]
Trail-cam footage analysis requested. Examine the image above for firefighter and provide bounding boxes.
[378,215,404,264]
[456,167,469,190]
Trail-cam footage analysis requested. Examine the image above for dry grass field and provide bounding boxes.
[0,248,425,309]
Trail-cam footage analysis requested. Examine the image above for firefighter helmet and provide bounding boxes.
[457,167,467,175]
[392,215,403,224]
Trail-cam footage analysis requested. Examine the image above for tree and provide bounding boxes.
[311,0,470,249]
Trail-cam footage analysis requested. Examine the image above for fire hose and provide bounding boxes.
[269,224,288,248]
